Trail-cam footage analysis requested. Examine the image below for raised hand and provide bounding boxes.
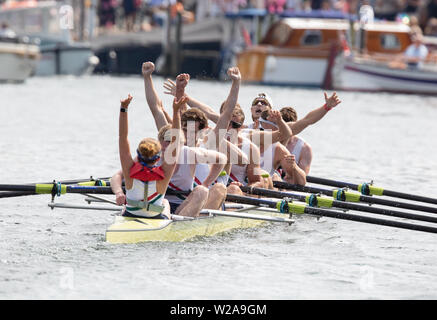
[267,110,282,123]
[227,66,241,82]
[173,95,188,113]
[176,73,190,91]
[324,92,342,110]
[142,61,155,77]
[120,94,133,108]
[163,78,176,97]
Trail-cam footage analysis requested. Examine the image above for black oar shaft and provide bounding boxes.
[273,181,437,215]
[305,206,437,235]
[306,175,437,205]
[225,194,437,235]
[240,186,437,224]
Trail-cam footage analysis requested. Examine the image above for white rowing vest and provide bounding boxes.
[288,136,305,164]
[229,136,252,185]
[194,141,214,188]
[260,142,279,176]
[166,146,194,205]
[125,178,164,217]
[194,163,209,187]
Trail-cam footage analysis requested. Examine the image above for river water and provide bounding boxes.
[0,75,436,300]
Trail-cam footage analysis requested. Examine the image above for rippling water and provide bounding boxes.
[1,75,437,299]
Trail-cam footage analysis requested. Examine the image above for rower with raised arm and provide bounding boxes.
[163,71,267,195]
[116,93,185,219]
[142,61,173,130]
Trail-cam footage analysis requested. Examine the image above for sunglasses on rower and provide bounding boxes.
[252,99,269,107]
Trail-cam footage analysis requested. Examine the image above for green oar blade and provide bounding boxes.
[273,181,437,215]
[306,175,437,205]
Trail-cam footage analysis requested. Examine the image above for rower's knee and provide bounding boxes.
[227,184,243,196]
[210,183,227,197]
[192,185,209,200]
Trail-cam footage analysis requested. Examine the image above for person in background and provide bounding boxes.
[373,0,405,21]
[403,32,429,68]
[123,0,139,31]
[0,22,16,38]
[98,0,117,32]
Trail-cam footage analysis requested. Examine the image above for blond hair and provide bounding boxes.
[158,124,172,142]
[138,138,161,161]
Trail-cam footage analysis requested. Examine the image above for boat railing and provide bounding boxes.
[347,51,437,73]
[239,41,337,57]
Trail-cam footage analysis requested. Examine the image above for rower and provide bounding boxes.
[250,110,306,186]
[247,93,275,130]
[141,62,229,215]
[116,93,185,219]
[161,83,269,195]
[279,106,312,178]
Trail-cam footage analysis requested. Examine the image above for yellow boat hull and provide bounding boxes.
[106,208,275,243]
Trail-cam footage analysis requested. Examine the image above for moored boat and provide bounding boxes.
[331,53,437,95]
[0,36,39,82]
[331,21,437,95]
[0,1,99,76]
[236,12,351,87]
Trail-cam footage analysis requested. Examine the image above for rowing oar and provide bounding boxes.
[306,175,437,205]
[273,181,437,215]
[224,194,437,235]
[0,183,114,196]
[0,177,110,199]
[239,186,437,224]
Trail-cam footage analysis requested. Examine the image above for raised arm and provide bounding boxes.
[119,94,134,190]
[142,61,168,131]
[288,92,341,135]
[160,95,187,179]
[213,67,241,133]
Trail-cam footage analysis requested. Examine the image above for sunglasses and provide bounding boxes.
[252,99,269,107]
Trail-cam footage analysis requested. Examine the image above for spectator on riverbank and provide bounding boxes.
[98,0,117,30]
[0,22,16,38]
[123,0,140,31]
[373,0,405,21]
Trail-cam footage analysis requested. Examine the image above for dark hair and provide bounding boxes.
[280,107,298,122]
[181,108,208,130]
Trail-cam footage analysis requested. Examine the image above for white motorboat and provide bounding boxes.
[0,1,99,76]
[0,37,39,82]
